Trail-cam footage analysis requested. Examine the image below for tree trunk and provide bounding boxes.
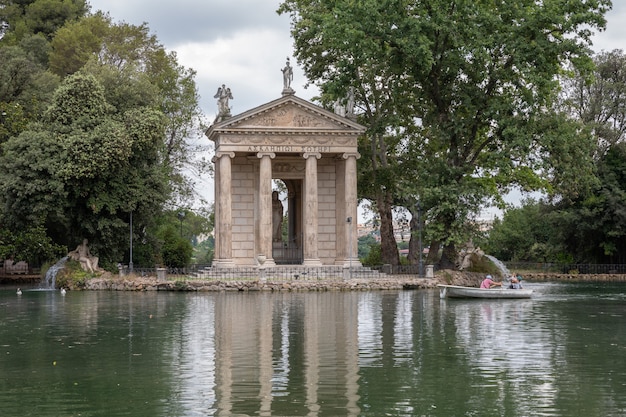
[426,239,440,265]
[440,242,457,269]
[407,214,420,265]
[377,190,399,266]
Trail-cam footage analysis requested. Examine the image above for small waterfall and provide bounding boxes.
[484,254,510,278]
[41,257,69,289]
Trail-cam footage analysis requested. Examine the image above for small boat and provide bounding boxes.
[437,284,533,299]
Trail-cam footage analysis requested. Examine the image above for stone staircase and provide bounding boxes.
[193,265,387,281]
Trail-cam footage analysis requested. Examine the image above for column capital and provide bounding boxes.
[341,152,361,160]
[215,151,235,159]
[303,152,322,160]
[256,152,276,159]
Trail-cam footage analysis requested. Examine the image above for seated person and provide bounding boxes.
[480,275,502,289]
[509,275,523,289]
[509,277,522,290]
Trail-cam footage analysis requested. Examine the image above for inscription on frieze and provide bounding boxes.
[247,145,332,153]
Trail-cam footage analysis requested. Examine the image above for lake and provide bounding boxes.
[0,282,624,416]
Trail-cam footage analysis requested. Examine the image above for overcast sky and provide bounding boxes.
[86,0,625,117]
[86,0,626,213]
[88,0,316,119]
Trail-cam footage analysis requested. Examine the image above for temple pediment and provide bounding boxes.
[207,95,365,138]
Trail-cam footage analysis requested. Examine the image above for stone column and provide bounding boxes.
[214,151,235,267]
[303,152,322,265]
[257,152,276,266]
[343,152,362,267]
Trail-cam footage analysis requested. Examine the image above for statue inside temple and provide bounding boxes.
[272,191,283,242]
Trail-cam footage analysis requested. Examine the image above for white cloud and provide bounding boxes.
[177,29,315,118]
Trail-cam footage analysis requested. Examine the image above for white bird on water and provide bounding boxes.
[60,288,66,296]
[16,288,22,295]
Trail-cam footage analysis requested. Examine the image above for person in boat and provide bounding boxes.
[508,277,521,289]
[480,275,502,289]
[508,274,523,289]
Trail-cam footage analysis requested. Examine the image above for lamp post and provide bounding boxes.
[178,211,185,238]
[347,216,352,279]
[417,200,424,277]
[129,211,133,273]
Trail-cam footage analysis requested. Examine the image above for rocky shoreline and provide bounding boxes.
[83,274,443,292]
[51,270,626,292]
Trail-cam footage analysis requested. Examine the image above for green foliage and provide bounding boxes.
[0,43,59,117]
[358,233,377,260]
[44,72,111,126]
[0,71,170,264]
[157,225,192,268]
[48,13,108,76]
[488,51,626,265]
[0,225,66,264]
[55,258,90,289]
[0,101,28,146]
[0,2,206,268]
[466,253,501,277]
[279,0,611,267]
[361,242,382,267]
[560,50,626,155]
[0,0,88,43]
[194,237,214,265]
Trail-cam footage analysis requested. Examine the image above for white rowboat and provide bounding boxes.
[437,284,533,299]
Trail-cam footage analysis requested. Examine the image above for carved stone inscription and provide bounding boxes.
[247,145,331,153]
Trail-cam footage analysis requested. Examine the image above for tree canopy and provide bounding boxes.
[0,1,209,268]
[487,50,626,265]
[279,0,611,267]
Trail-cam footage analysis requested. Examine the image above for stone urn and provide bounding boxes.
[257,254,266,267]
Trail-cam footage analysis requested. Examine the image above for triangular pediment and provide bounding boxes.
[207,95,365,136]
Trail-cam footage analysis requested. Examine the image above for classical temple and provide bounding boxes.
[206,86,365,269]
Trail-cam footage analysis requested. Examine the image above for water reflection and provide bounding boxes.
[1,283,625,416]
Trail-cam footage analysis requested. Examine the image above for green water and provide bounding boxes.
[0,282,624,416]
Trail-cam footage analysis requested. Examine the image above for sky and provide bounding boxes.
[87,0,626,216]
[88,0,317,117]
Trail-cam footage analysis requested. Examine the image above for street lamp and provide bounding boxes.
[129,211,133,273]
[417,200,424,277]
[347,216,352,279]
[177,211,185,238]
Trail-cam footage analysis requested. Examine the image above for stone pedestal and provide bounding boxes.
[425,265,434,278]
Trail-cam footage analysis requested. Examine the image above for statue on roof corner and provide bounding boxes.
[214,84,233,117]
[281,57,295,95]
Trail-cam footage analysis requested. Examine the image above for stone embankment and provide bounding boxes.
[83,274,441,292]
[74,270,626,292]
[520,272,626,282]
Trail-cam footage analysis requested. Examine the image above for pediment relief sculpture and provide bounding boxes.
[231,106,350,130]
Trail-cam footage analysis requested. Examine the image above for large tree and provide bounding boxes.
[560,49,626,156]
[0,0,87,42]
[0,72,170,265]
[279,0,610,267]
[49,13,208,203]
[0,8,208,266]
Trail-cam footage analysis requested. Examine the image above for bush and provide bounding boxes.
[466,253,502,277]
[361,243,382,266]
[55,259,91,289]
